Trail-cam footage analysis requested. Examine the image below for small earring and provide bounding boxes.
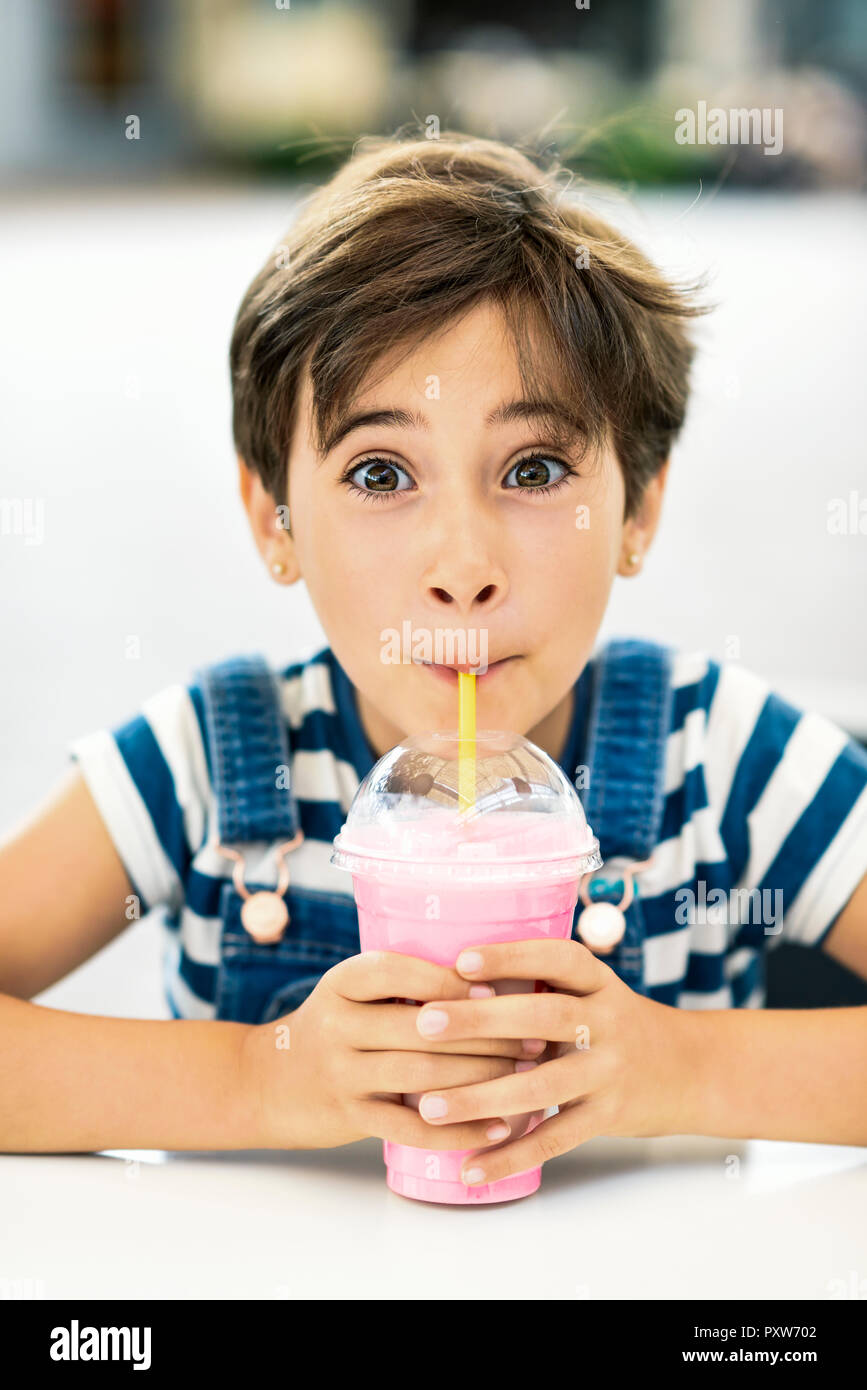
[626,552,641,568]
[271,560,287,577]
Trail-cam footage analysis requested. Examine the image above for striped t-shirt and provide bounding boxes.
[68,642,867,1018]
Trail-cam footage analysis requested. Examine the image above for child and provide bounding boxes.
[3,133,866,1181]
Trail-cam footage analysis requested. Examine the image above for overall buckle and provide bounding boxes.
[215,830,305,943]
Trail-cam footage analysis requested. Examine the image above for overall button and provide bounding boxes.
[241,892,290,942]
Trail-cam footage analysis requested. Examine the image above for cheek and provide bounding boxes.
[299,491,362,583]
[301,511,407,643]
[520,509,618,616]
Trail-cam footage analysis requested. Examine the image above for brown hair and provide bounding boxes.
[230,130,708,519]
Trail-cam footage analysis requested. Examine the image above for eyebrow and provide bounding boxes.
[318,398,585,459]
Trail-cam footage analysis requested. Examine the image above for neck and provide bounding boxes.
[527,683,576,766]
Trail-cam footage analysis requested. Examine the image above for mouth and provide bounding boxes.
[414,656,518,684]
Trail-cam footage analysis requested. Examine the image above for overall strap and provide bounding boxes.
[196,653,300,844]
[580,637,674,993]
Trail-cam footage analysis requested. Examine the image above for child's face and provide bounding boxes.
[241,298,666,761]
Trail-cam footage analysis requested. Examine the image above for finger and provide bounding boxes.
[330,950,495,1004]
[415,1052,592,1126]
[347,1000,537,1060]
[362,1097,518,1152]
[415,990,594,1046]
[358,1050,517,1097]
[453,938,608,994]
[457,1102,601,1186]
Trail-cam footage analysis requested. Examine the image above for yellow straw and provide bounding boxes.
[457,671,476,813]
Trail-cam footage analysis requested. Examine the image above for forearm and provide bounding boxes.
[673,1004,867,1146]
[0,992,255,1153]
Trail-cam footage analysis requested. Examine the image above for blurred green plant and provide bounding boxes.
[207,108,762,187]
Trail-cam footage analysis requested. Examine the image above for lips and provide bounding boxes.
[416,656,516,683]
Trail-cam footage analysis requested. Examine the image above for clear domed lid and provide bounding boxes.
[331,729,602,884]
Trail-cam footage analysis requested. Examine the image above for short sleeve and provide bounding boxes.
[67,682,212,916]
[703,661,867,950]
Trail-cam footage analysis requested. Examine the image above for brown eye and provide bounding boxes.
[504,454,573,494]
[514,457,561,487]
[342,457,414,502]
[360,462,398,491]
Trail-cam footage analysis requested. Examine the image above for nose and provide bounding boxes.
[422,541,509,614]
[418,481,511,615]
[428,579,501,609]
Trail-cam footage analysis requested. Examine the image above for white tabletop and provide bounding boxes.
[3,1135,865,1300]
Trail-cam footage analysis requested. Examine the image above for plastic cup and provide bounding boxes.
[331,729,602,1205]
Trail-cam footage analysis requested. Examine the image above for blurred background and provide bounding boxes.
[2,0,866,186]
[1,0,865,1014]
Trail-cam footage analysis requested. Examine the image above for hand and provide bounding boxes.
[240,950,537,1151]
[412,938,692,1186]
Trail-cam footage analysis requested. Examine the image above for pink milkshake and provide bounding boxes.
[331,729,602,1205]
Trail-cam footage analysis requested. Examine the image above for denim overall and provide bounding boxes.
[196,637,672,1025]
[578,637,673,993]
[198,655,361,1025]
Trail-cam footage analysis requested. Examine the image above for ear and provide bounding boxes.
[617,458,670,577]
[236,454,300,584]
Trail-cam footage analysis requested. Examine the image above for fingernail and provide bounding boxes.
[462,1166,486,1185]
[515,1059,539,1073]
[522,1038,545,1055]
[456,950,484,974]
[417,1008,449,1036]
[419,1095,448,1120]
[469,984,494,999]
[486,1121,510,1141]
